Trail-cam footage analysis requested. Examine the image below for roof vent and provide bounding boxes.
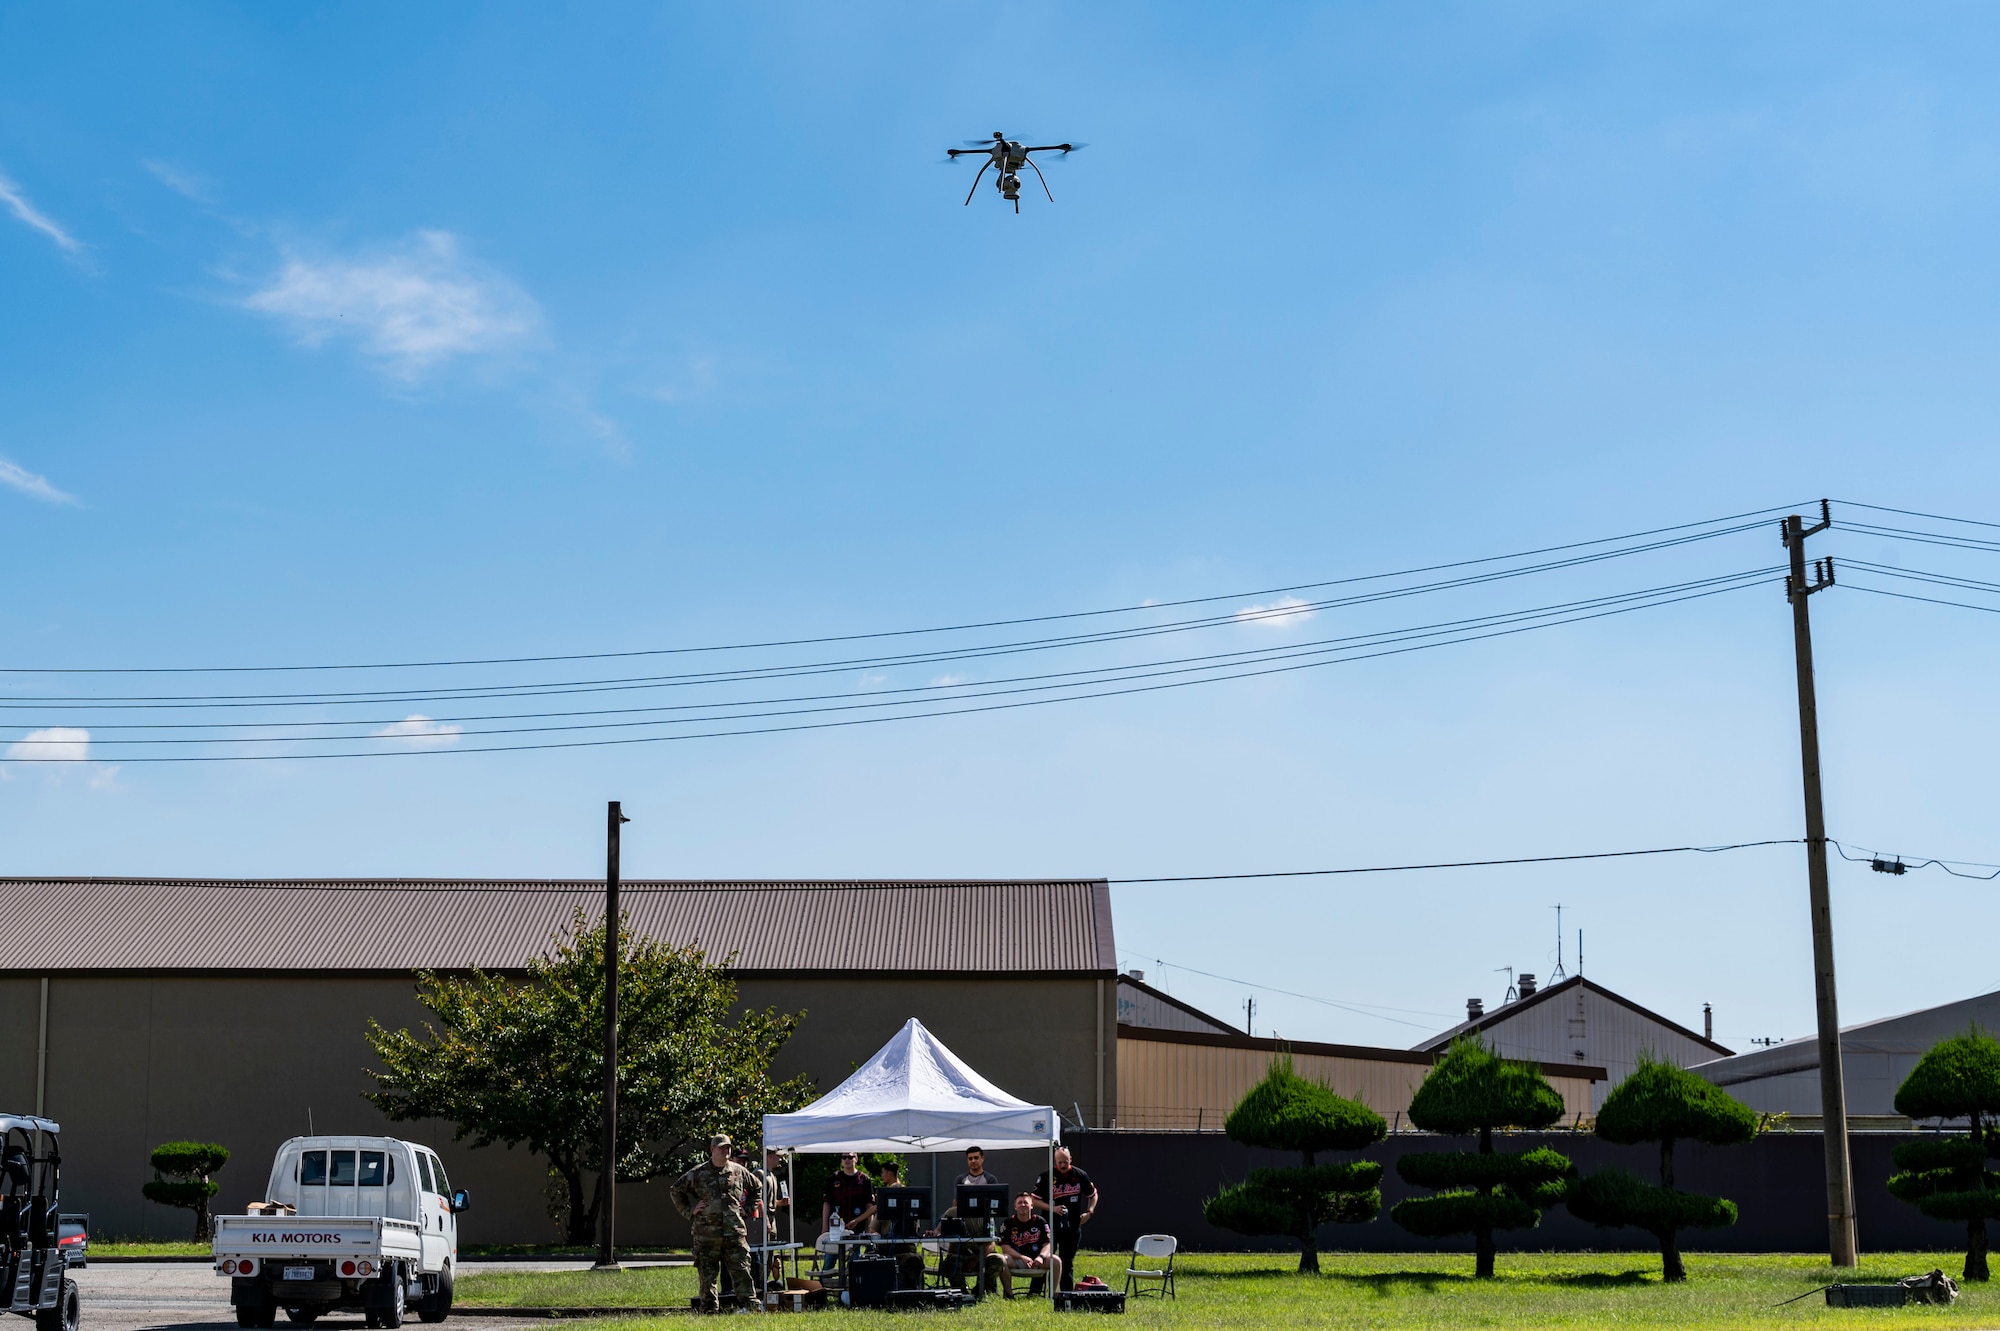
[1467,998,1484,1021]
[1124,969,1145,982]
[1517,973,1538,999]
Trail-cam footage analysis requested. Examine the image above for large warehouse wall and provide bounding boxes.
[0,973,1112,1244]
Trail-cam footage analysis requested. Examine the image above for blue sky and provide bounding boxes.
[7,3,2000,1053]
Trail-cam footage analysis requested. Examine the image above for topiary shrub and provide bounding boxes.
[142,1141,230,1240]
[1201,1056,1386,1273]
[1888,1029,2000,1282]
[1389,1038,1572,1278]
[1564,1056,1754,1281]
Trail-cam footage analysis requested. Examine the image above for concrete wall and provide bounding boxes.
[0,972,1115,1245]
[1070,1130,1967,1255]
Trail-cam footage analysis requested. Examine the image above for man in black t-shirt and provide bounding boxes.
[820,1152,874,1235]
[1032,1147,1098,1291]
[997,1193,1059,1299]
[948,1145,1005,1294]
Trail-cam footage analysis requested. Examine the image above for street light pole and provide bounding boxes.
[596,800,631,1271]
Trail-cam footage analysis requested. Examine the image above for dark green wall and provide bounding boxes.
[0,973,1113,1245]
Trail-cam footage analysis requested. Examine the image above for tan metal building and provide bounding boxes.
[1117,1025,1603,1130]
[0,877,1118,1245]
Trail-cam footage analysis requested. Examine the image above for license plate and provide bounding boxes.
[284,1267,316,1281]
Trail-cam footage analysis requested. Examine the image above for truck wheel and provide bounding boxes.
[373,1270,406,1331]
[417,1265,454,1323]
[34,1277,78,1331]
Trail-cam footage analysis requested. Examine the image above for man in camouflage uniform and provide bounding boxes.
[671,1134,764,1312]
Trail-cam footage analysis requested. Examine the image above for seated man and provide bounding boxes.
[870,1160,927,1290]
[997,1192,1060,1299]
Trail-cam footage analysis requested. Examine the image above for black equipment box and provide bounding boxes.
[848,1257,898,1308]
[954,1185,1009,1224]
[888,1289,971,1312]
[1824,1284,1909,1308]
[873,1187,931,1238]
[1055,1289,1127,1313]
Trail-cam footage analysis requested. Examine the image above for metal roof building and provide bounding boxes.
[0,877,1118,1244]
[1690,989,2000,1124]
[1415,974,1731,1107]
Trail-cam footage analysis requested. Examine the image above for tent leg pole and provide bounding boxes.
[1048,1138,1056,1305]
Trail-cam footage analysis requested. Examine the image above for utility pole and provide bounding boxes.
[596,800,631,1271]
[1783,501,1855,1266]
[1244,997,1255,1038]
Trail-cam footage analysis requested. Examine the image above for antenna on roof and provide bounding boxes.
[1496,965,1516,1004]
[1550,904,1568,982]
[1578,930,1583,976]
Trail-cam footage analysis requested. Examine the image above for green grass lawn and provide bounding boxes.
[460,1250,1995,1326]
[87,1240,211,1256]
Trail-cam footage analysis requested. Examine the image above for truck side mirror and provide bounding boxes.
[450,1190,470,1214]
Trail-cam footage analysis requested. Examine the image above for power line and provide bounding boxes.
[1115,952,1452,1030]
[0,570,1779,759]
[1840,583,2000,617]
[1109,838,1801,883]
[0,568,1780,743]
[1829,838,2000,881]
[0,505,1801,676]
[0,523,1776,707]
[1833,499,2000,532]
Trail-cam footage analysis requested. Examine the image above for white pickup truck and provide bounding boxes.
[212,1137,468,1329]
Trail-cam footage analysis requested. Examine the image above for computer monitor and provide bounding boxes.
[874,1187,931,1238]
[955,1184,1010,1224]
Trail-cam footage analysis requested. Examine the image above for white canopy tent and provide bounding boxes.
[762,1018,1062,1302]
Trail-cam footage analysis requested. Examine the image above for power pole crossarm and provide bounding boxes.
[1782,501,1856,1267]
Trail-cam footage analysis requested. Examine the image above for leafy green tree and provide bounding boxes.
[1390,1039,1573,1278]
[1564,1056,1755,1281]
[142,1141,230,1240]
[1201,1056,1386,1273]
[1887,1030,2000,1282]
[365,908,816,1244]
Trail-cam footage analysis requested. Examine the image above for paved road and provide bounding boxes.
[72,1262,606,1331]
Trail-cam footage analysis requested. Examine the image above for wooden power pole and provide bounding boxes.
[596,800,631,1270]
[1783,501,1855,1266]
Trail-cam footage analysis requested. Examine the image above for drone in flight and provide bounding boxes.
[946,132,1083,212]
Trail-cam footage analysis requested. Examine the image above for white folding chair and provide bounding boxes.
[1124,1234,1176,1299]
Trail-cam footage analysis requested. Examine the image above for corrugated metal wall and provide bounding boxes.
[1116,1037,1596,1129]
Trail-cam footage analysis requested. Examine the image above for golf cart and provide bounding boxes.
[2,1115,76,1331]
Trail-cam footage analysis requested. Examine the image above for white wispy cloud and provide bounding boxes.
[0,458,76,505]
[244,231,541,380]
[373,714,464,746]
[1235,596,1316,628]
[144,159,211,202]
[0,168,84,258]
[6,727,93,762]
[930,673,972,687]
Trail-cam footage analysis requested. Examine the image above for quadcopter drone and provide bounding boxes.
[946,132,1083,212]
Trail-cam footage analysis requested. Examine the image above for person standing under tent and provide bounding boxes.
[997,1193,1059,1299]
[820,1151,873,1235]
[952,1145,1005,1295]
[1032,1147,1098,1291]
[670,1134,764,1314]
[756,1147,790,1284]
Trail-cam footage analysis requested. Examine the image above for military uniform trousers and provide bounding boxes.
[692,1233,757,1309]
